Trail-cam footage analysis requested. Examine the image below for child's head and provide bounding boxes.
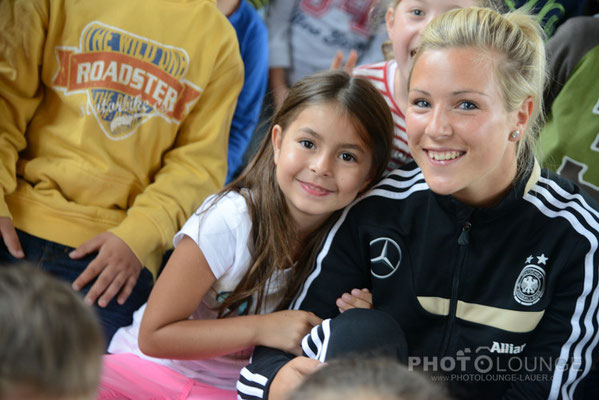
[240,70,393,224]
[382,0,504,97]
[0,265,104,400]
[269,70,394,225]
[386,0,502,8]
[269,70,392,196]
[409,7,546,185]
[219,71,393,316]
[289,357,449,400]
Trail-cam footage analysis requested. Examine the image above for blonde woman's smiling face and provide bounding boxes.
[406,47,530,207]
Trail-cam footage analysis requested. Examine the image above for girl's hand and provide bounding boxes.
[336,288,372,313]
[257,310,322,356]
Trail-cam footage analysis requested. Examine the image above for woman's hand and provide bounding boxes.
[256,310,322,355]
[269,356,323,400]
[336,288,372,313]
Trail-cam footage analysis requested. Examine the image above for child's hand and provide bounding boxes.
[330,49,358,74]
[336,288,373,313]
[70,232,142,308]
[257,310,322,355]
[0,217,24,258]
[269,356,324,400]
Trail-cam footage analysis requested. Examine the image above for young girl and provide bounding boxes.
[351,0,503,171]
[239,7,599,400]
[97,70,394,400]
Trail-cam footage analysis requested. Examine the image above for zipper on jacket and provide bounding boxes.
[440,221,471,355]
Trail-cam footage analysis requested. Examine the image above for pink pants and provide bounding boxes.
[98,354,238,400]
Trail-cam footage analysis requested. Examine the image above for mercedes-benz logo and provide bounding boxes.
[370,237,402,279]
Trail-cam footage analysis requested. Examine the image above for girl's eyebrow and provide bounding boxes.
[299,127,321,138]
[299,127,366,152]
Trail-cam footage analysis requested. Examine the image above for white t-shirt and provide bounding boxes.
[108,191,289,390]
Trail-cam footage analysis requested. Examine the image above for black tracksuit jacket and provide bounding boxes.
[237,163,599,400]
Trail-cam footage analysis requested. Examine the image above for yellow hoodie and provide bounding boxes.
[0,0,243,276]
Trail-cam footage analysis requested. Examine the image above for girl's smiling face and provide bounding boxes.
[406,47,531,207]
[273,103,373,232]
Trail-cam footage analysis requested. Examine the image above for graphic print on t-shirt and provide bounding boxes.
[52,21,201,140]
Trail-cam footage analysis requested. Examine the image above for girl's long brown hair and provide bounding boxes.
[213,70,393,316]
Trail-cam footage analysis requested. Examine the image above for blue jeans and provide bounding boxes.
[0,230,153,347]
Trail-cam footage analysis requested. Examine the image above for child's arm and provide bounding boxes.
[0,1,46,259]
[266,0,295,111]
[225,9,269,183]
[138,236,322,359]
[269,67,289,112]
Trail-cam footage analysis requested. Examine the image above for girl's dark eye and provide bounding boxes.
[300,140,315,149]
[411,9,424,17]
[341,153,355,162]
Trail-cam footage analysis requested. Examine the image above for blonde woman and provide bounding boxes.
[239,7,599,400]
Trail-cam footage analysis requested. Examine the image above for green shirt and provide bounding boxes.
[539,16,599,201]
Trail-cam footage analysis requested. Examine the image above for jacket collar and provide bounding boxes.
[432,159,540,224]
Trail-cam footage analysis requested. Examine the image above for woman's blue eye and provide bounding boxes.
[458,101,477,110]
[414,99,430,108]
[300,140,314,149]
[411,9,424,17]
